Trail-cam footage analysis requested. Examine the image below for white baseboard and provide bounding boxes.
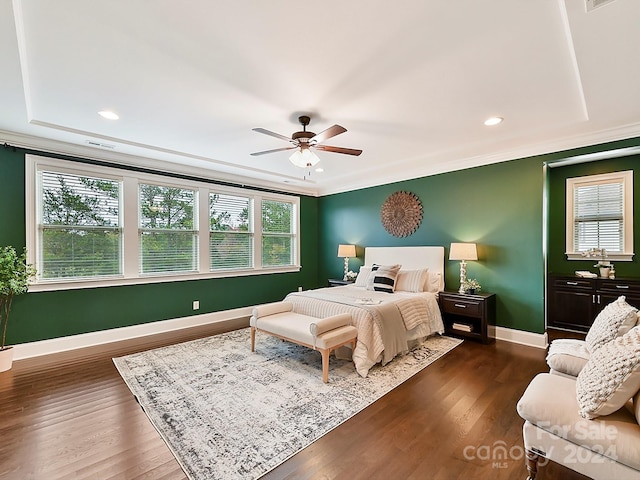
[490,325,548,349]
[12,306,254,361]
[13,309,549,361]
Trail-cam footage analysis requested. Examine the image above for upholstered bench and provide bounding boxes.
[250,301,357,383]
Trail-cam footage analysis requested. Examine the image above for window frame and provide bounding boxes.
[26,154,301,291]
[565,170,634,261]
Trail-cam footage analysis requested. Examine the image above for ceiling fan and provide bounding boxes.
[250,115,362,169]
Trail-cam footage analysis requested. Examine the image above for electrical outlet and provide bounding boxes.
[192,300,200,310]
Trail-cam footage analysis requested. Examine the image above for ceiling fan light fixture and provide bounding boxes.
[289,147,320,168]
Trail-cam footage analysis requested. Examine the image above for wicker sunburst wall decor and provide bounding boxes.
[380,191,423,237]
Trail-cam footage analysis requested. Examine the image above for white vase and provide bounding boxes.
[0,347,14,372]
[599,266,611,278]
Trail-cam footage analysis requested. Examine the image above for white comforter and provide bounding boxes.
[284,285,444,377]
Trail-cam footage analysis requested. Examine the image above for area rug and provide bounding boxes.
[113,328,462,480]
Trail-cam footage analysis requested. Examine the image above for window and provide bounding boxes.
[261,199,296,267]
[38,170,122,279]
[566,171,634,261]
[26,155,300,290]
[210,193,253,270]
[139,184,198,274]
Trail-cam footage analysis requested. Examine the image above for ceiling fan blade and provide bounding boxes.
[252,128,293,143]
[310,125,347,144]
[315,145,363,156]
[250,146,297,156]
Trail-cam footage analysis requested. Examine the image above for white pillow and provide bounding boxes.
[576,326,640,419]
[426,272,442,293]
[354,266,372,287]
[395,269,428,293]
[585,296,639,352]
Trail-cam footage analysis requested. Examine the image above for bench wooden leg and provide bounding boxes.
[251,326,256,352]
[525,449,539,480]
[321,348,330,383]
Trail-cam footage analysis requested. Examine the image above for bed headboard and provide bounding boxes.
[364,246,445,291]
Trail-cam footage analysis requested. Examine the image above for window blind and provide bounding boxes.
[139,184,197,274]
[209,193,253,270]
[39,171,121,279]
[261,200,295,267]
[573,181,624,253]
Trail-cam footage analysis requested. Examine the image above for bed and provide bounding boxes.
[285,246,446,377]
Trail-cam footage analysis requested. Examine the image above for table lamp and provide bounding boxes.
[449,243,478,294]
[337,244,356,281]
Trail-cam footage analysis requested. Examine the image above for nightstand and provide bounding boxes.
[328,279,353,287]
[438,291,496,344]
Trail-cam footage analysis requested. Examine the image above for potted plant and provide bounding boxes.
[0,246,37,372]
[462,278,481,295]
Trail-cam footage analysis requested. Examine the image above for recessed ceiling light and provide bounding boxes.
[484,116,503,126]
[98,110,119,120]
[315,167,324,173]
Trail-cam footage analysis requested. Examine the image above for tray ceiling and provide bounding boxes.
[1,0,639,196]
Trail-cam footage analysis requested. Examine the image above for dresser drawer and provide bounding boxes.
[598,280,640,296]
[440,297,482,317]
[552,277,594,290]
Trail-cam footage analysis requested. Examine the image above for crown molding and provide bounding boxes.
[0,129,321,197]
[317,122,640,196]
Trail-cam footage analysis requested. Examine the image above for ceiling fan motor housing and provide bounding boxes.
[292,115,315,142]
[292,131,315,142]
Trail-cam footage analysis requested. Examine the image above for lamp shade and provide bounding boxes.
[337,244,356,258]
[449,242,478,261]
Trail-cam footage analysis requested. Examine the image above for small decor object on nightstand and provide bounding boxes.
[462,278,481,295]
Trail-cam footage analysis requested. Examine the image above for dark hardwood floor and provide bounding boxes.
[0,324,590,480]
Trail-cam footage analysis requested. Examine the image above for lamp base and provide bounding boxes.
[343,257,350,281]
[458,260,467,294]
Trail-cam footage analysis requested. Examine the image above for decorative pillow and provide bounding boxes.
[354,266,372,287]
[576,326,640,419]
[585,296,639,352]
[395,269,428,293]
[365,264,380,290]
[367,264,401,293]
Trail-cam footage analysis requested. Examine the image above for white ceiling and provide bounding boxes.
[1,0,639,196]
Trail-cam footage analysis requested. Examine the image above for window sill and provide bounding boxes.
[29,266,302,292]
[565,253,634,262]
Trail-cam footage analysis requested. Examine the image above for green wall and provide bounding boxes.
[547,154,640,277]
[319,157,546,333]
[3,134,640,345]
[0,146,320,344]
[318,137,640,335]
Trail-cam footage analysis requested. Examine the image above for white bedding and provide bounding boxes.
[285,285,444,377]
